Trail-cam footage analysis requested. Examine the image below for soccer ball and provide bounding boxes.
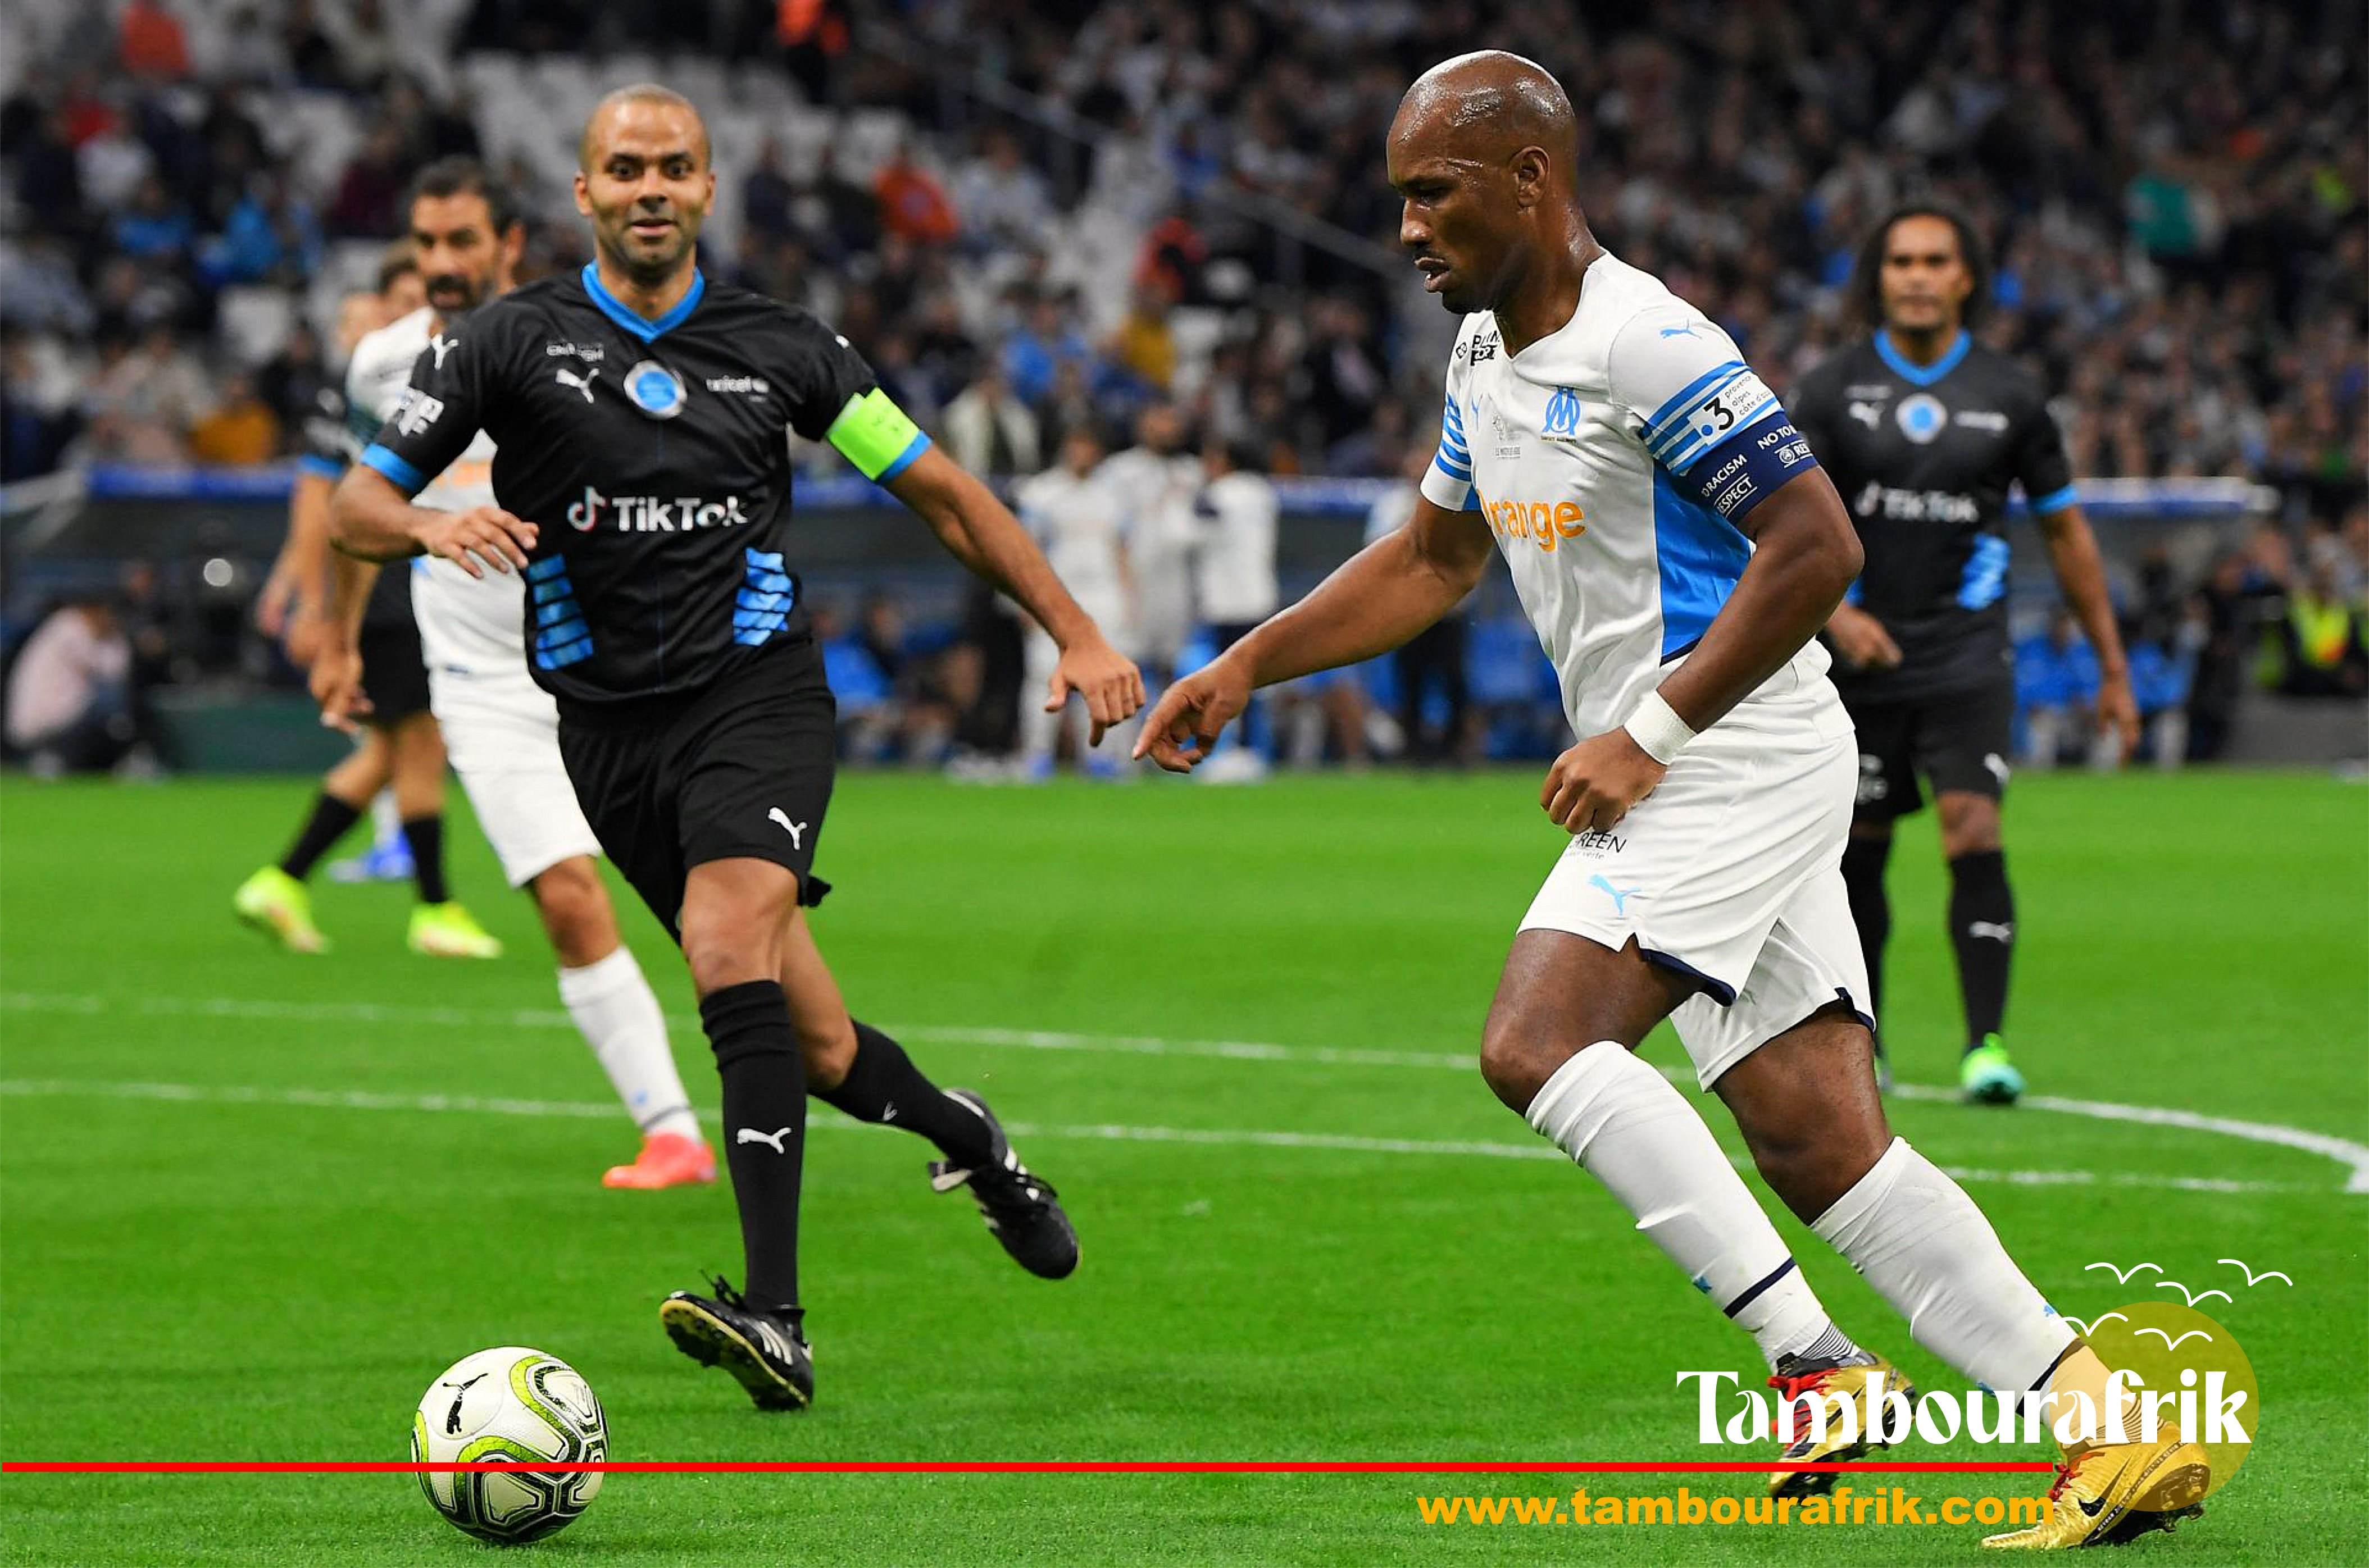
[411,1347,607,1544]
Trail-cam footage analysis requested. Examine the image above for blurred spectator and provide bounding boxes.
[2272,555,2369,699]
[1369,447,1476,765]
[999,290,1097,409]
[187,371,281,465]
[953,129,1053,254]
[941,367,1041,476]
[1107,280,1177,395]
[874,143,958,246]
[2015,610,2103,768]
[119,0,192,82]
[742,139,798,244]
[80,326,210,464]
[3,598,151,776]
[329,123,411,238]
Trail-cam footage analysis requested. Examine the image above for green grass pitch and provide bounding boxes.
[2,767,2363,1566]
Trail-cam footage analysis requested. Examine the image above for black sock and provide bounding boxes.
[1840,833,1893,1031]
[278,792,363,881]
[819,1020,996,1167]
[1947,849,2015,1049]
[402,815,448,904]
[699,981,808,1317]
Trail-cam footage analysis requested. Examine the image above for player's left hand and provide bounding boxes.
[1048,633,1146,746]
[1541,728,1667,834]
[2095,672,2140,763]
[310,645,372,733]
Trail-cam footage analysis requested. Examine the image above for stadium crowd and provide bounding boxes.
[1,0,2362,772]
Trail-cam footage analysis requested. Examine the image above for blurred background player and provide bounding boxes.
[257,262,422,886]
[1191,437,1279,782]
[312,156,715,1191]
[1015,424,1133,779]
[1100,401,1201,691]
[232,249,497,959]
[1790,208,2140,1105]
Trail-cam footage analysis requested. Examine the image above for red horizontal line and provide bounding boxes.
[4,1461,2054,1475]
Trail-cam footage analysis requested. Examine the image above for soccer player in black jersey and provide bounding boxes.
[331,85,1144,1411]
[1790,208,2138,1105]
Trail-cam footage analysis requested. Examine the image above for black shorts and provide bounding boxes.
[557,638,837,939]
[357,619,431,724]
[1843,681,2015,824]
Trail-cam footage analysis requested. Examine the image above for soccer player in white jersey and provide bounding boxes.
[315,159,716,1191]
[1140,54,2208,1549]
[1015,426,1134,778]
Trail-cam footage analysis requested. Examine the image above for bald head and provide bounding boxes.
[1392,52,1578,177]
[580,83,709,172]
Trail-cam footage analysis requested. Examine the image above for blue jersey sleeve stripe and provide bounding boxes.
[295,453,345,481]
[2029,483,2079,514]
[1432,451,1472,481]
[1439,437,1471,464]
[1638,359,1745,440]
[1642,366,1750,448]
[874,430,930,485]
[358,443,426,497]
[1656,398,1789,474]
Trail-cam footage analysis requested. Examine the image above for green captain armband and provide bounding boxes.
[825,388,930,482]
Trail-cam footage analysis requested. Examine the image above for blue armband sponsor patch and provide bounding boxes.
[1662,416,1819,523]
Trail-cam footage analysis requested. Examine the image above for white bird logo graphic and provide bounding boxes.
[2135,1327,2212,1351]
[735,1125,794,1154]
[2156,1280,2232,1307]
[2084,1260,2162,1284]
[2059,1311,2130,1337]
[2218,1258,2293,1287]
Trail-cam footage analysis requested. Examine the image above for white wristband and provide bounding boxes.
[1622,689,1697,765]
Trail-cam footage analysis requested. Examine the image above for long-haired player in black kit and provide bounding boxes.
[1789,208,2137,1105]
[331,85,1144,1410]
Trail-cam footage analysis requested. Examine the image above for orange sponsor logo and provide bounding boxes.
[1480,494,1587,553]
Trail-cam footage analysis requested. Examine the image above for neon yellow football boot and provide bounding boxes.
[406,901,503,959]
[1982,1430,2209,1549]
[232,866,329,954]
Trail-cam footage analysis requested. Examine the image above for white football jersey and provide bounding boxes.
[348,307,522,682]
[1015,466,1129,629]
[1418,252,1838,741]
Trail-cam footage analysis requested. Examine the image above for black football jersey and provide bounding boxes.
[298,373,412,630]
[358,265,909,712]
[1790,332,2076,701]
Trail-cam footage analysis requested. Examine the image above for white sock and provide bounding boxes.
[370,790,403,851]
[1812,1137,2076,1396]
[1527,1041,1854,1370]
[558,947,701,1142]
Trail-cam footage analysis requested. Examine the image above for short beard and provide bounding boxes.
[606,226,693,288]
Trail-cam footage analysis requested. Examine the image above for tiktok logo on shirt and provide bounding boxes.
[565,485,752,532]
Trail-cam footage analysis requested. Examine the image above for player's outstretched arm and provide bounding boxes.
[1135,495,1493,772]
[885,445,1144,742]
[329,466,538,579]
[2035,502,2139,758]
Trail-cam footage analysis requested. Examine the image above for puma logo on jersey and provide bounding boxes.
[556,366,600,403]
[767,808,806,848]
[736,1126,795,1154]
[430,334,460,368]
[1968,921,2015,943]
[1849,400,1884,430]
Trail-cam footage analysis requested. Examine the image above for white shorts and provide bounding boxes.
[1518,696,1871,1089]
[429,668,603,888]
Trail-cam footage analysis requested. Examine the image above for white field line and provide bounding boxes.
[0,1077,2335,1197]
[4,990,2364,1193]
